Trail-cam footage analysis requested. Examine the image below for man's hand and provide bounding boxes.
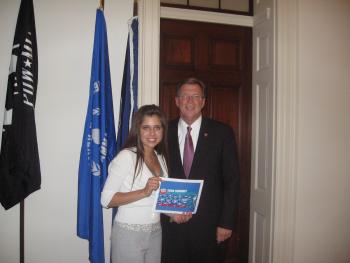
[216,227,232,243]
[169,213,192,224]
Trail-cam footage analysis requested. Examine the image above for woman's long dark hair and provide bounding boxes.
[122,104,168,184]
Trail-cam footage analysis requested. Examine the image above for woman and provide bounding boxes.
[101,104,168,263]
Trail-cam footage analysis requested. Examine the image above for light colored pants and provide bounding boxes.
[111,222,162,263]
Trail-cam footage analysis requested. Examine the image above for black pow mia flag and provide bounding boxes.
[0,0,41,210]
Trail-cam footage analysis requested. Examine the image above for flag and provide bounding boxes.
[112,16,139,220]
[116,16,138,150]
[77,9,117,263]
[0,0,40,210]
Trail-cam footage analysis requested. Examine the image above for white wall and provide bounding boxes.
[294,0,350,262]
[0,1,133,262]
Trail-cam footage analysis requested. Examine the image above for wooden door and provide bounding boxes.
[159,18,252,263]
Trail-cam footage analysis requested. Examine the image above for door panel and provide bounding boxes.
[160,18,252,263]
[163,36,194,67]
[250,0,275,262]
[208,86,239,133]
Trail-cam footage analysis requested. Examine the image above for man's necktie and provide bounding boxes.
[183,126,194,178]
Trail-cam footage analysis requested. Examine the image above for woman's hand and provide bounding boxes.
[143,176,162,196]
[107,176,161,207]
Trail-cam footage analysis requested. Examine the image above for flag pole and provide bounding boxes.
[99,0,104,10]
[20,200,24,263]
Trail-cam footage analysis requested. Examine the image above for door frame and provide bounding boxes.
[136,1,298,262]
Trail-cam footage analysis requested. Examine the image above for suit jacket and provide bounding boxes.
[163,117,240,234]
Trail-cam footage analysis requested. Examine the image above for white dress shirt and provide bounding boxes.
[178,116,202,164]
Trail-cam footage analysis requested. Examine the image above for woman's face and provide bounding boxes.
[140,115,163,152]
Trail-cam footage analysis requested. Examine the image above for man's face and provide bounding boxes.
[175,83,205,125]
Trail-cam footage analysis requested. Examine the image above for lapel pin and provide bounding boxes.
[204,132,208,137]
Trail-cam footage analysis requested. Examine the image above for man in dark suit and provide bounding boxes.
[161,78,240,263]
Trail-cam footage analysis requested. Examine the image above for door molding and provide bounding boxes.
[137,0,160,106]
[273,0,298,262]
[161,7,253,27]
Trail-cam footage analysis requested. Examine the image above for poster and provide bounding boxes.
[153,178,204,214]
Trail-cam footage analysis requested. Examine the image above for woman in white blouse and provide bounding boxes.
[101,104,168,263]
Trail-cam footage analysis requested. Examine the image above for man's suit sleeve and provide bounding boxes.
[219,125,240,230]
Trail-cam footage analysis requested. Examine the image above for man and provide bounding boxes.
[161,78,240,263]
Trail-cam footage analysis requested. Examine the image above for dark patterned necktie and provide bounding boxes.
[183,126,194,178]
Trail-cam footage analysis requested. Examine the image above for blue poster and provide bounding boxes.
[153,178,204,214]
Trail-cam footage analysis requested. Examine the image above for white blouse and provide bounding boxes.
[101,148,168,225]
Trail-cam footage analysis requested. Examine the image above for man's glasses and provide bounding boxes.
[177,94,204,101]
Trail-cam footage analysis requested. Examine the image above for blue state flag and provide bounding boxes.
[116,17,139,151]
[112,17,139,222]
[77,9,117,263]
